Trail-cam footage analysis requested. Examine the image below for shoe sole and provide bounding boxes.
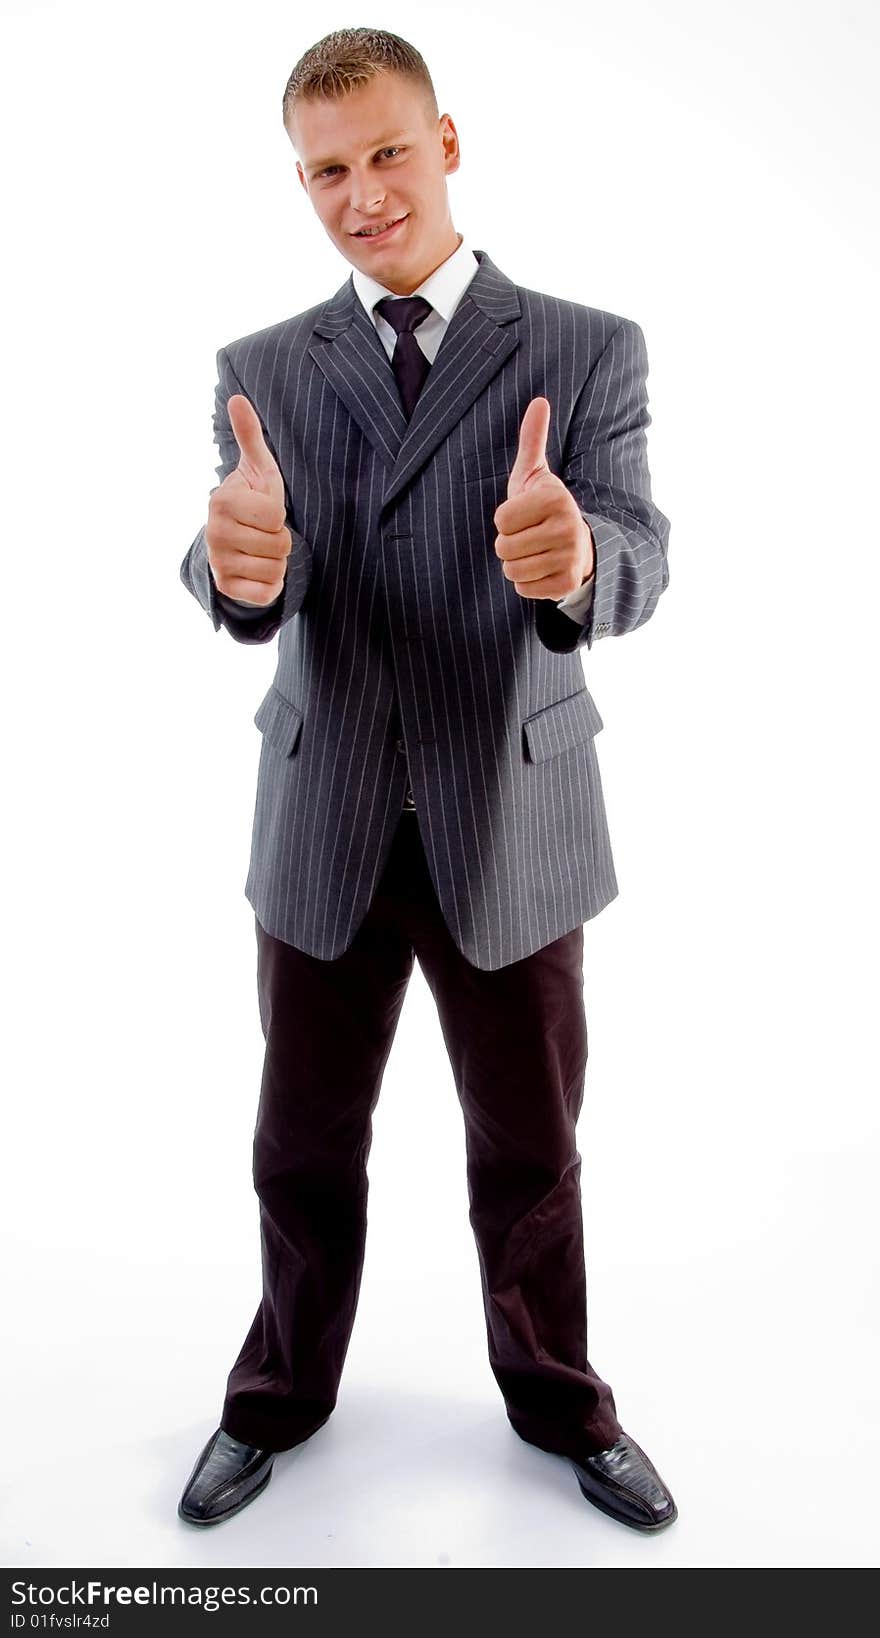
[177,1463,275,1527]
[573,1469,678,1533]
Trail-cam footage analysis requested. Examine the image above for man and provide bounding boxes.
[178,27,675,1535]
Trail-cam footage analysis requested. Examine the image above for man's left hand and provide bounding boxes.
[494,396,595,598]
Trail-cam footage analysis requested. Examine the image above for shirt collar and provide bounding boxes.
[351,233,479,325]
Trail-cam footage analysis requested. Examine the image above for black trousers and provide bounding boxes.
[220,806,622,1462]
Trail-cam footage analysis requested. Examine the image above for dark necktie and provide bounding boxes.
[373,295,433,419]
[373,293,433,812]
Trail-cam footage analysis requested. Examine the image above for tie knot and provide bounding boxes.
[374,295,433,336]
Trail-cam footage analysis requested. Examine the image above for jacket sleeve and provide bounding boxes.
[214,582,283,622]
[535,317,670,654]
[179,345,313,646]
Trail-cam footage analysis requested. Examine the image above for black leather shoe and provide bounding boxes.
[178,1428,276,1527]
[571,1431,678,1532]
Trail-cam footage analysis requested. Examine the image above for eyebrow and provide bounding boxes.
[307,132,411,173]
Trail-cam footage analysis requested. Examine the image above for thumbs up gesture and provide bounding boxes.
[205,395,293,606]
[493,397,594,599]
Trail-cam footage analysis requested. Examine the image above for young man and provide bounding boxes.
[178,28,675,1534]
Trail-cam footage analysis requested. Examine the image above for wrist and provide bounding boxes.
[580,517,596,582]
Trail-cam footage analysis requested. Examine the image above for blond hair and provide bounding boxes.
[282,26,439,128]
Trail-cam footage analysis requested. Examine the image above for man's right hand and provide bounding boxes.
[205,395,292,607]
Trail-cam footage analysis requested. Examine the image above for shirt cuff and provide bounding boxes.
[555,571,595,624]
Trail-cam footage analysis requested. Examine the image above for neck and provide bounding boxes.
[378,228,462,295]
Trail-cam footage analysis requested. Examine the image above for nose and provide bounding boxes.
[349,173,386,216]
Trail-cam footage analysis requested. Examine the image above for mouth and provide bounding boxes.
[351,214,408,244]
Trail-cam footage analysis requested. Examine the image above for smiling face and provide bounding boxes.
[287,71,462,294]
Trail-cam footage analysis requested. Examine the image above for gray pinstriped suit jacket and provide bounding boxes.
[180,247,670,970]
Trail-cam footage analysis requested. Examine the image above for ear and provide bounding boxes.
[441,114,461,173]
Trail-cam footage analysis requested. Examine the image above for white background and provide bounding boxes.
[1,0,878,1571]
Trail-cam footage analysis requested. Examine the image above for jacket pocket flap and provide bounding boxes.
[254,685,304,757]
[523,687,604,763]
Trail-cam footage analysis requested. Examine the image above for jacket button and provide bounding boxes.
[395,737,405,754]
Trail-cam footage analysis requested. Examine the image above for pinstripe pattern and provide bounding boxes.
[180,248,670,969]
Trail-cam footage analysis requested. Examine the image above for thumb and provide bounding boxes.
[227,394,284,496]
[507,396,551,497]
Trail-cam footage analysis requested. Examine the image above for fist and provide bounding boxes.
[206,395,292,606]
[493,397,595,598]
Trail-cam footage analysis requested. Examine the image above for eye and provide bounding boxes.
[317,146,405,179]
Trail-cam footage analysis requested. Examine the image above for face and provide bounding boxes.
[287,72,462,295]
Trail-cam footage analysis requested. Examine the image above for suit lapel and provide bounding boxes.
[308,277,408,468]
[309,248,522,516]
